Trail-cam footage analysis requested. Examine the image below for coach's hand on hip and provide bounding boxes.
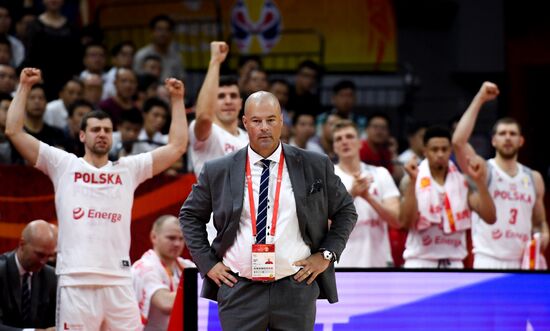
[207,262,238,287]
[293,253,330,285]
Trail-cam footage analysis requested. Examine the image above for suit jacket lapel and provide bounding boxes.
[224,148,246,250]
[7,252,22,311]
[230,148,246,217]
[282,144,308,238]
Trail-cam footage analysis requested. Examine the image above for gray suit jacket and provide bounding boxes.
[180,144,357,303]
[0,251,57,331]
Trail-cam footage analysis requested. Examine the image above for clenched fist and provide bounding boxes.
[210,41,229,64]
[165,78,185,99]
[20,68,42,86]
[477,81,499,104]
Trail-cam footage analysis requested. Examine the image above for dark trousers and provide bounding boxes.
[217,274,319,331]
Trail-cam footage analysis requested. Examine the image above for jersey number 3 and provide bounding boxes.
[509,208,518,225]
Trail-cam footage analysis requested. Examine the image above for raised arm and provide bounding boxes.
[452,82,499,174]
[398,156,420,230]
[531,170,549,250]
[467,155,497,224]
[193,41,229,141]
[4,68,42,165]
[151,78,188,176]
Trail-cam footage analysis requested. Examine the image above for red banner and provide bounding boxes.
[0,165,196,262]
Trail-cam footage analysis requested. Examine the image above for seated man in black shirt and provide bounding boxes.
[11,84,65,164]
[60,99,93,157]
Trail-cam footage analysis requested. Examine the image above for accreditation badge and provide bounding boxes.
[251,244,276,281]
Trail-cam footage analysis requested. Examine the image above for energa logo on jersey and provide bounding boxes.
[72,207,122,223]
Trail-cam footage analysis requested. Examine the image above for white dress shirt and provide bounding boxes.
[223,143,311,280]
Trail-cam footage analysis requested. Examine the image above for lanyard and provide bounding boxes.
[161,260,183,292]
[246,150,285,240]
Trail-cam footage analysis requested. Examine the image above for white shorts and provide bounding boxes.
[404,258,464,269]
[473,253,521,269]
[57,285,141,331]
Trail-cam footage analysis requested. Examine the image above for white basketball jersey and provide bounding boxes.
[472,159,535,261]
[35,143,152,286]
[334,163,399,267]
[403,181,468,261]
[189,121,248,177]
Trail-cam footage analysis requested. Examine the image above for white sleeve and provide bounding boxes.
[377,167,400,200]
[132,262,169,322]
[120,152,153,189]
[35,142,73,185]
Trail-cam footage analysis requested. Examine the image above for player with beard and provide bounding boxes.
[189,41,248,177]
[5,68,188,330]
[399,126,496,268]
[452,82,549,269]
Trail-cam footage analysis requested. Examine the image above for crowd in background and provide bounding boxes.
[0,2,546,266]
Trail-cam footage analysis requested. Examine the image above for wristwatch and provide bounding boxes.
[320,249,336,263]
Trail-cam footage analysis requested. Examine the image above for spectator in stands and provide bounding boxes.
[110,108,143,160]
[287,60,322,116]
[311,113,341,162]
[24,0,80,100]
[0,34,11,65]
[14,7,36,46]
[99,68,138,128]
[79,42,108,83]
[60,99,92,157]
[0,63,15,95]
[43,78,83,129]
[81,73,103,109]
[237,54,262,93]
[242,68,269,99]
[0,92,10,163]
[332,120,401,267]
[104,41,136,100]
[398,126,496,268]
[136,74,161,111]
[289,112,324,153]
[0,2,25,68]
[360,112,402,181]
[0,219,57,330]
[269,78,292,143]
[398,121,427,166]
[134,15,184,81]
[317,80,367,137]
[14,84,65,164]
[141,54,163,80]
[132,97,169,154]
[132,215,194,331]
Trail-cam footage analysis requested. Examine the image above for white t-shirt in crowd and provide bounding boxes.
[403,180,468,262]
[188,120,248,177]
[43,99,68,130]
[473,159,536,263]
[131,129,168,155]
[334,163,399,267]
[35,142,153,286]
